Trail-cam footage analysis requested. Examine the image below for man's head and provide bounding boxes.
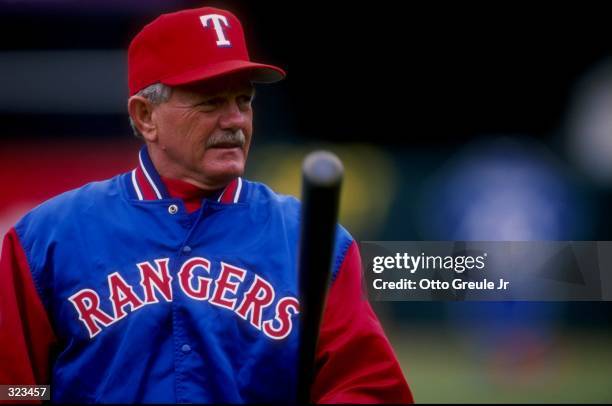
[126,6,284,190]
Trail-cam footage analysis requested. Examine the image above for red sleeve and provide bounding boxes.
[0,228,56,386]
[311,241,414,404]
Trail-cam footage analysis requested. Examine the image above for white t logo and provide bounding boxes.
[200,14,231,47]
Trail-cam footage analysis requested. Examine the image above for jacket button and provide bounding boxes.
[182,246,192,253]
[168,204,179,214]
[181,344,191,353]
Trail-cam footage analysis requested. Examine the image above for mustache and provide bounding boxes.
[205,130,246,148]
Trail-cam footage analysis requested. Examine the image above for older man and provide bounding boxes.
[0,6,413,404]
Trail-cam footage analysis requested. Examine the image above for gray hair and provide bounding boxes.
[129,83,172,139]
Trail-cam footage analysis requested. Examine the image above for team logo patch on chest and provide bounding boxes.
[67,257,300,340]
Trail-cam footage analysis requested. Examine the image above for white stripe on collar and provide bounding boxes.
[216,177,242,203]
[138,151,162,200]
[131,169,143,201]
[233,177,243,203]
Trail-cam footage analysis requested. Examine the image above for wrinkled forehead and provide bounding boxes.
[171,71,255,98]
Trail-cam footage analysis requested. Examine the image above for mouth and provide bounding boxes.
[207,142,243,149]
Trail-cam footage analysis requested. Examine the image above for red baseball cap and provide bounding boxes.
[128,6,286,95]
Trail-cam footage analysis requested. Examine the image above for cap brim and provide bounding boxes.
[161,59,286,87]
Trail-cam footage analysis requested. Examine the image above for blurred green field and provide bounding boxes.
[387,327,612,403]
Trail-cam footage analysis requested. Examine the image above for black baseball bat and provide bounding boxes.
[296,151,344,404]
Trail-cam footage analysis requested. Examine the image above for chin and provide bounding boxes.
[203,162,245,186]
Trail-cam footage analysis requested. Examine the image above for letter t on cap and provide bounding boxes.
[200,14,231,47]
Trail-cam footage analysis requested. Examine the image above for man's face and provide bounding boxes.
[151,73,255,188]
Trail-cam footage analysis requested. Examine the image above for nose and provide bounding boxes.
[219,100,249,131]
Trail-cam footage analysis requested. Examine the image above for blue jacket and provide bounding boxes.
[0,148,413,403]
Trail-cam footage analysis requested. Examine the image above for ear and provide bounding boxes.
[128,96,158,142]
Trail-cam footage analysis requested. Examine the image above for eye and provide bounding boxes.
[237,94,253,108]
[196,98,223,110]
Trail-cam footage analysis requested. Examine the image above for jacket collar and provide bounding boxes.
[130,147,243,204]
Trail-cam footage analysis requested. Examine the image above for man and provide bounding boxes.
[0,6,413,404]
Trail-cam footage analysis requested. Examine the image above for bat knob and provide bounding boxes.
[302,151,344,187]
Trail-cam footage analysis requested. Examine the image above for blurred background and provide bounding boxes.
[1,0,611,402]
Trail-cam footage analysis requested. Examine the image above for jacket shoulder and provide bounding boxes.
[245,179,354,281]
[246,179,301,207]
[15,175,123,247]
